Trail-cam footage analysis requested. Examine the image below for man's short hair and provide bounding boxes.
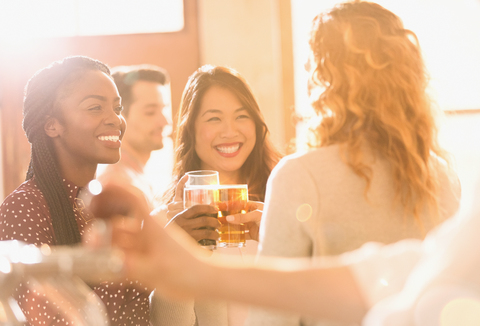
[111,64,170,117]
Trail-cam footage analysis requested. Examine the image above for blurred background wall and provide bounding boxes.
[0,0,201,198]
[1,0,480,211]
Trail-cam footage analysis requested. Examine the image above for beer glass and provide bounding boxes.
[185,170,219,187]
[216,184,248,248]
[183,170,219,250]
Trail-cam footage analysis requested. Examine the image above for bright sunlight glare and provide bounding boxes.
[19,244,42,264]
[292,0,480,152]
[440,298,480,326]
[0,0,184,41]
[0,256,12,274]
[88,180,103,196]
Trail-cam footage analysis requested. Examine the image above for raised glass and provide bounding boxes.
[216,184,248,248]
[183,170,219,250]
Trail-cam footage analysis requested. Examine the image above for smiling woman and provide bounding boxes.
[152,65,283,326]
[19,56,125,245]
[194,85,257,182]
[0,56,151,325]
[46,70,125,180]
[165,65,282,201]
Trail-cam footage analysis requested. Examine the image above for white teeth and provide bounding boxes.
[98,135,120,142]
[216,144,240,154]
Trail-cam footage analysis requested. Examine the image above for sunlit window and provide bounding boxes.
[0,0,184,40]
[291,0,480,117]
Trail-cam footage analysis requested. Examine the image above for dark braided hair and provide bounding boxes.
[23,56,111,246]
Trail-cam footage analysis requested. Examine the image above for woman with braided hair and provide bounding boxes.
[0,56,151,325]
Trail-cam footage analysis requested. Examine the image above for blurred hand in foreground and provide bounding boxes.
[89,182,207,299]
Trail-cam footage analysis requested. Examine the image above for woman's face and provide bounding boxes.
[194,85,256,180]
[51,70,126,167]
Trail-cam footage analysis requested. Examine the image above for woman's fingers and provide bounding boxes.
[246,201,264,212]
[225,203,264,242]
[226,209,262,224]
[174,213,220,230]
[166,201,184,220]
[166,175,189,220]
[166,205,220,241]
[110,218,144,251]
[225,200,263,224]
[170,205,218,221]
[173,174,189,202]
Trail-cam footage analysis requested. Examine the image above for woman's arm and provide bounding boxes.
[119,214,367,323]
[93,183,368,323]
[194,258,367,323]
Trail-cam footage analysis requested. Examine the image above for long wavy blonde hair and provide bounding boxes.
[308,1,449,222]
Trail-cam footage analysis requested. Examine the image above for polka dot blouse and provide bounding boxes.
[0,178,151,325]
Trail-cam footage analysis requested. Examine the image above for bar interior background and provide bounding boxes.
[1,0,479,210]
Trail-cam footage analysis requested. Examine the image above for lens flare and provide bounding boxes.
[440,298,480,326]
[88,180,103,196]
[296,203,312,222]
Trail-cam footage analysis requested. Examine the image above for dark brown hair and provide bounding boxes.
[164,65,282,202]
[111,64,170,117]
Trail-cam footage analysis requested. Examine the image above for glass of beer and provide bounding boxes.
[216,184,248,248]
[183,170,219,250]
[185,170,219,187]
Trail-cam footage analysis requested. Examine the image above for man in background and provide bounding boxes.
[97,65,172,209]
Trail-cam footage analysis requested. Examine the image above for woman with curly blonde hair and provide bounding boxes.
[245,1,461,325]
[308,0,448,223]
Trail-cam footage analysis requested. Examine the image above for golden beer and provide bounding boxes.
[215,185,248,248]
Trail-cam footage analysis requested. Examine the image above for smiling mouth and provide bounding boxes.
[216,144,241,154]
[98,135,120,142]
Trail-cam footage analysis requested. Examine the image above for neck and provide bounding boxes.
[58,161,97,187]
[219,170,243,185]
[49,140,99,187]
[122,142,151,167]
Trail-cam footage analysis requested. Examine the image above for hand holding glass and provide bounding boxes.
[183,170,219,250]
